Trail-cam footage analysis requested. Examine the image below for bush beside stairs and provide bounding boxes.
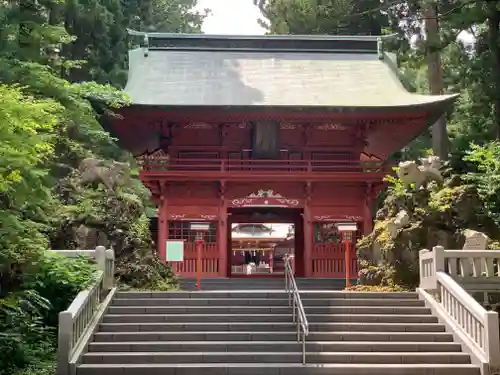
[76,282,480,375]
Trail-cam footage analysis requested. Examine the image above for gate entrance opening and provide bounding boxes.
[227,207,304,277]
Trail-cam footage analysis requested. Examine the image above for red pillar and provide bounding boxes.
[218,202,228,277]
[158,195,168,263]
[303,203,313,278]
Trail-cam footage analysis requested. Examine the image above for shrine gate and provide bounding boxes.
[103,32,457,279]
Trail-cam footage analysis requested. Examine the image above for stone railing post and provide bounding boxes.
[103,248,115,290]
[418,249,434,290]
[432,245,445,274]
[419,246,446,290]
[56,311,73,375]
[485,310,500,371]
[94,246,106,273]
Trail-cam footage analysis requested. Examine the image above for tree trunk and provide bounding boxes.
[424,3,449,159]
[488,6,500,139]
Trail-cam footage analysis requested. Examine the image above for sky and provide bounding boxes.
[195,0,266,35]
[194,0,473,45]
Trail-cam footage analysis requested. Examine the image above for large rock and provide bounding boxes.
[50,158,178,290]
[357,161,499,289]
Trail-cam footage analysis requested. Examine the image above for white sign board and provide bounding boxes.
[335,223,357,232]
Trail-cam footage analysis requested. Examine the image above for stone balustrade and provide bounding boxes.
[53,246,116,375]
[418,246,500,375]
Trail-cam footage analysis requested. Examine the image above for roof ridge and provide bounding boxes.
[127,29,397,42]
[127,29,399,53]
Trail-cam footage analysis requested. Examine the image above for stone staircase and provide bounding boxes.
[76,290,480,375]
[179,277,352,290]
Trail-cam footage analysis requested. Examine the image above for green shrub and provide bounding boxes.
[0,252,98,374]
[116,251,178,291]
[345,284,409,292]
[23,252,97,327]
[464,142,500,225]
[0,290,51,373]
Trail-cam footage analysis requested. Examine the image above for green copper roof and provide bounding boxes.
[124,32,457,109]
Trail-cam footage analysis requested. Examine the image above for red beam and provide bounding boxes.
[139,158,385,172]
[140,171,387,182]
[117,108,429,122]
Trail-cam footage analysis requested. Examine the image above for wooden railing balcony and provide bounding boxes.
[139,157,387,181]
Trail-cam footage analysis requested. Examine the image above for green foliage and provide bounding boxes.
[117,251,179,291]
[0,0,203,372]
[358,157,500,289]
[24,252,97,327]
[0,84,59,297]
[257,0,388,35]
[348,259,409,292]
[0,255,98,374]
[345,284,409,292]
[464,142,500,224]
[0,290,51,372]
[428,187,456,212]
[383,170,407,197]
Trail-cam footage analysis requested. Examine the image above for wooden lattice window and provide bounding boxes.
[313,222,361,243]
[168,221,217,243]
[314,222,340,243]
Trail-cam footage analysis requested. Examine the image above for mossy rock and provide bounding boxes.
[357,173,499,290]
[116,250,179,291]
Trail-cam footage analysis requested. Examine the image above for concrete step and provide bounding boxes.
[179,278,353,291]
[115,291,286,299]
[88,340,461,352]
[82,351,471,364]
[76,363,481,375]
[102,313,437,324]
[111,297,426,307]
[102,314,294,323]
[106,305,430,315]
[106,306,295,314]
[306,314,438,323]
[114,291,418,300]
[98,322,297,332]
[93,331,454,343]
[308,322,446,332]
[98,321,445,333]
[83,288,475,375]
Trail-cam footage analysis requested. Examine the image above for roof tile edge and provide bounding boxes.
[127,29,398,53]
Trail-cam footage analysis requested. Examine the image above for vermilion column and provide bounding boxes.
[303,203,313,277]
[218,199,228,277]
[158,195,168,263]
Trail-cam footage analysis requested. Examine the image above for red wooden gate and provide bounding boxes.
[167,221,219,277]
[311,222,357,278]
[311,243,357,277]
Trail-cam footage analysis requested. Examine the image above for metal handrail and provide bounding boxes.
[284,255,309,364]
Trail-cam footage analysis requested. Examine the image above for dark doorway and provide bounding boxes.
[227,207,304,277]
